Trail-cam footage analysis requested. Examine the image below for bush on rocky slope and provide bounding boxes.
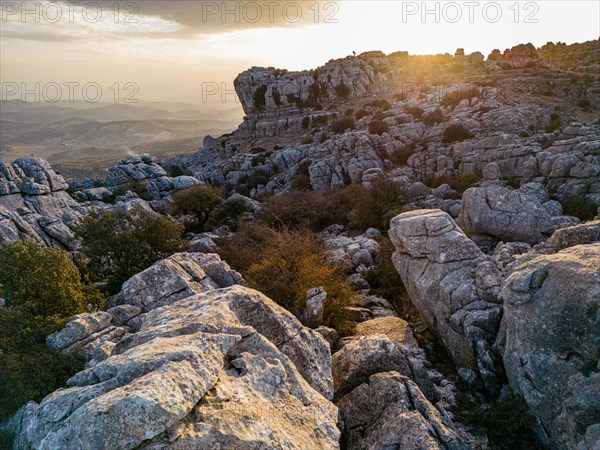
[0,241,101,421]
[368,119,389,135]
[172,184,224,231]
[561,195,598,221]
[218,224,355,335]
[75,207,189,293]
[261,190,347,231]
[442,123,475,143]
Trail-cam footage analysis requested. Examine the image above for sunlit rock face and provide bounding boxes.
[10,283,338,449]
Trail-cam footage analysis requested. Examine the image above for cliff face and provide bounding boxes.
[234,52,400,116]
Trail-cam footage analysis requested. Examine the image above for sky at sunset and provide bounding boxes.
[1,1,599,108]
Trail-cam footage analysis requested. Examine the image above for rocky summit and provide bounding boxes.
[1,39,599,450]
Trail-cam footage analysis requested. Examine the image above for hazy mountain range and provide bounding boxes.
[0,100,243,169]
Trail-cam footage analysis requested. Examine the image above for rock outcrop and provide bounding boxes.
[458,182,577,244]
[46,253,243,367]
[0,158,86,249]
[338,372,466,450]
[10,282,338,449]
[497,244,600,450]
[389,209,504,394]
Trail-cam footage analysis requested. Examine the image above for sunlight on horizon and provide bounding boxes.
[1,1,599,102]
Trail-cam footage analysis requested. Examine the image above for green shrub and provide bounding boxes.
[0,241,101,420]
[172,184,224,231]
[368,119,389,135]
[355,109,371,120]
[545,112,562,132]
[210,197,252,231]
[368,99,391,110]
[75,208,189,293]
[237,169,271,197]
[291,161,313,191]
[390,145,414,166]
[0,241,101,320]
[0,347,84,422]
[335,83,351,99]
[341,177,406,232]
[300,135,314,145]
[561,196,597,221]
[0,430,14,449]
[577,98,591,109]
[442,124,474,143]
[330,117,356,133]
[253,85,268,109]
[261,190,348,232]
[405,105,424,119]
[423,108,444,125]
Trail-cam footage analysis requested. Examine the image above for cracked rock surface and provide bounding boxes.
[9,285,337,450]
[389,209,504,395]
[497,243,600,450]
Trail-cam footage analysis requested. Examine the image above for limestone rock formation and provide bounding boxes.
[337,372,467,450]
[458,182,577,244]
[0,158,86,249]
[108,252,244,312]
[10,284,338,449]
[389,209,504,394]
[497,244,600,450]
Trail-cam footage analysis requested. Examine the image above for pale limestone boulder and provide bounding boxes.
[11,286,338,449]
[389,209,504,394]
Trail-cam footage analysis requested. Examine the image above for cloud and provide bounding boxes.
[62,0,331,36]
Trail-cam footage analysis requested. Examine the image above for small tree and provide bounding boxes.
[75,207,189,293]
[172,184,223,231]
[0,241,101,322]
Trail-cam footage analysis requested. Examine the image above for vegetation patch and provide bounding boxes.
[442,124,475,143]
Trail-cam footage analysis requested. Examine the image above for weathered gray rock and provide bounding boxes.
[299,287,326,328]
[540,220,600,253]
[458,183,563,244]
[338,372,467,450]
[46,312,112,351]
[497,244,600,450]
[109,253,244,312]
[0,159,86,248]
[389,209,504,394]
[332,334,436,402]
[10,286,338,449]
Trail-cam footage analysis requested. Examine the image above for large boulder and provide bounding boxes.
[338,372,467,450]
[497,244,600,450]
[458,183,569,244]
[389,209,504,394]
[9,286,338,449]
[109,252,244,312]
